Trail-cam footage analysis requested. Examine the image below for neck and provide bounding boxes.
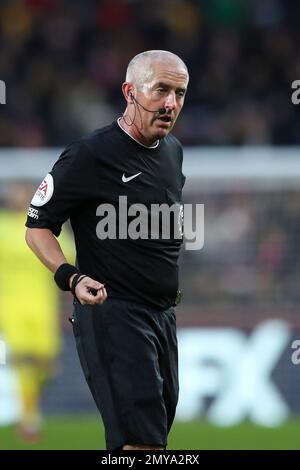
[119,113,159,148]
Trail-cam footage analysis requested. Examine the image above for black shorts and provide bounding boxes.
[72,298,179,450]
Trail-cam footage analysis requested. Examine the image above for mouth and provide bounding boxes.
[156,115,172,125]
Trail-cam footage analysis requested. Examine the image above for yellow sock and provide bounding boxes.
[15,363,43,428]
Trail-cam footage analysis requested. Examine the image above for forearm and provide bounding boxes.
[25,227,68,273]
[25,227,107,303]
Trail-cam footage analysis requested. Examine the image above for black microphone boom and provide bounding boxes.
[130,94,166,115]
[158,107,167,115]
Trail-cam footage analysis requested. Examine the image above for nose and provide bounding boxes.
[164,91,176,111]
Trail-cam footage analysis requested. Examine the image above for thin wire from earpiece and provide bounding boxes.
[121,100,137,127]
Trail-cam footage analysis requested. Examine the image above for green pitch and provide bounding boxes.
[0,416,299,450]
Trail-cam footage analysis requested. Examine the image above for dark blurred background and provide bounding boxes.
[0,0,299,147]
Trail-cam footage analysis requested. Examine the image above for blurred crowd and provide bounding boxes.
[0,0,299,147]
[181,189,300,311]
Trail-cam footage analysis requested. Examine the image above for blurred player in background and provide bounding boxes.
[0,182,74,442]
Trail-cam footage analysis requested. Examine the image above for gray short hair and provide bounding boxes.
[125,50,188,89]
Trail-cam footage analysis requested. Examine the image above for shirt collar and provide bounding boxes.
[117,117,159,149]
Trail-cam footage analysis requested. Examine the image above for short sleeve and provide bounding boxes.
[25,142,96,236]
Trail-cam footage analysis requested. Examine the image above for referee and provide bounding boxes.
[25,50,189,450]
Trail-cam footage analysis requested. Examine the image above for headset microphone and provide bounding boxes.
[129,92,166,115]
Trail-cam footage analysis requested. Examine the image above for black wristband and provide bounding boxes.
[54,263,80,291]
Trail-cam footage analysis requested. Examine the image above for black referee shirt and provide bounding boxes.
[26,121,185,309]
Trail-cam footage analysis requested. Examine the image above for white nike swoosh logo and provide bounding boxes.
[122,172,142,183]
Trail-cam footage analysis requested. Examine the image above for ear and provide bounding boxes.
[122,83,134,103]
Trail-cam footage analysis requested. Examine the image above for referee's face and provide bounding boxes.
[136,61,188,144]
